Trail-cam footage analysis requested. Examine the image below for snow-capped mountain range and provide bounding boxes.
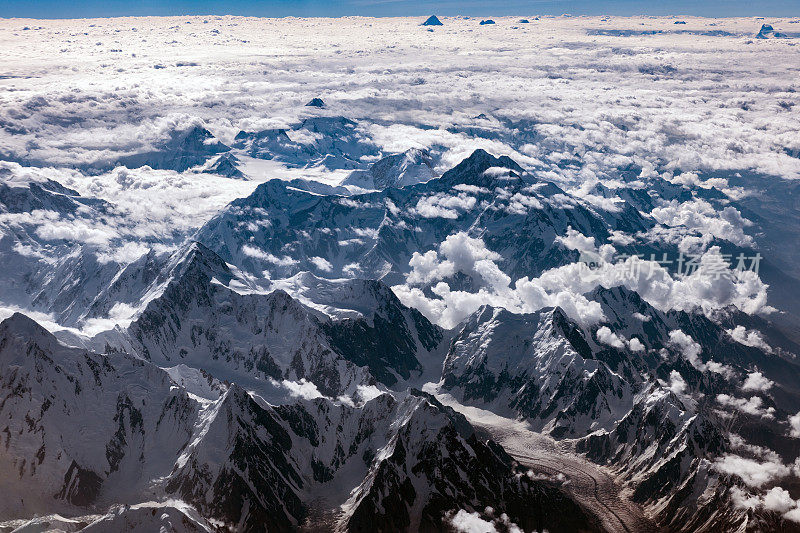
[4,129,800,531]
[3,14,800,532]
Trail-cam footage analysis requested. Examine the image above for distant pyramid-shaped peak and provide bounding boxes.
[203,153,245,179]
[756,24,783,39]
[305,97,326,108]
[437,149,526,188]
[422,15,443,26]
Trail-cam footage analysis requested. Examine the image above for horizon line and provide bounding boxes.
[0,13,795,21]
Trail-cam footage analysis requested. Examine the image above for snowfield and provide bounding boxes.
[2,13,800,533]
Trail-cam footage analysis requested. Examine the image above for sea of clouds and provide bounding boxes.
[1,13,798,330]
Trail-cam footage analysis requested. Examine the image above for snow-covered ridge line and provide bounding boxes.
[0,311,596,531]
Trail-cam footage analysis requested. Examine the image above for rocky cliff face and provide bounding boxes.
[0,313,200,518]
[442,305,633,437]
[0,313,596,532]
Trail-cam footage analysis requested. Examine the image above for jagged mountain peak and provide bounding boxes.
[154,242,250,299]
[422,15,443,26]
[305,97,326,108]
[756,23,784,39]
[450,304,572,369]
[234,127,291,142]
[641,381,689,415]
[453,148,524,172]
[78,244,230,328]
[300,115,356,131]
[165,241,235,286]
[0,162,78,195]
[261,287,325,323]
[178,240,226,267]
[230,117,379,171]
[88,241,243,335]
[340,386,597,532]
[437,148,527,187]
[269,273,442,385]
[279,272,406,319]
[0,313,88,369]
[114,124,229,172]
[586,285,657,321]
[194,145,652,285]
[443,302,635,435]
[230,127,298,162]
[342,147,436,189]
[0,312,54,344]
[202,152,245,179]
[232,177,320,209]
[461,303,569,334]
[0,169,102,216]
[165,124,229,152]
[586,284,664,331]
[463,303,537,329]
[588,283,643,302]
[273,272,443,340]
[463,304,592,361]
[218,381,256,409]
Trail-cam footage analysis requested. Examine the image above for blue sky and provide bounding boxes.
[0,0,797,19]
